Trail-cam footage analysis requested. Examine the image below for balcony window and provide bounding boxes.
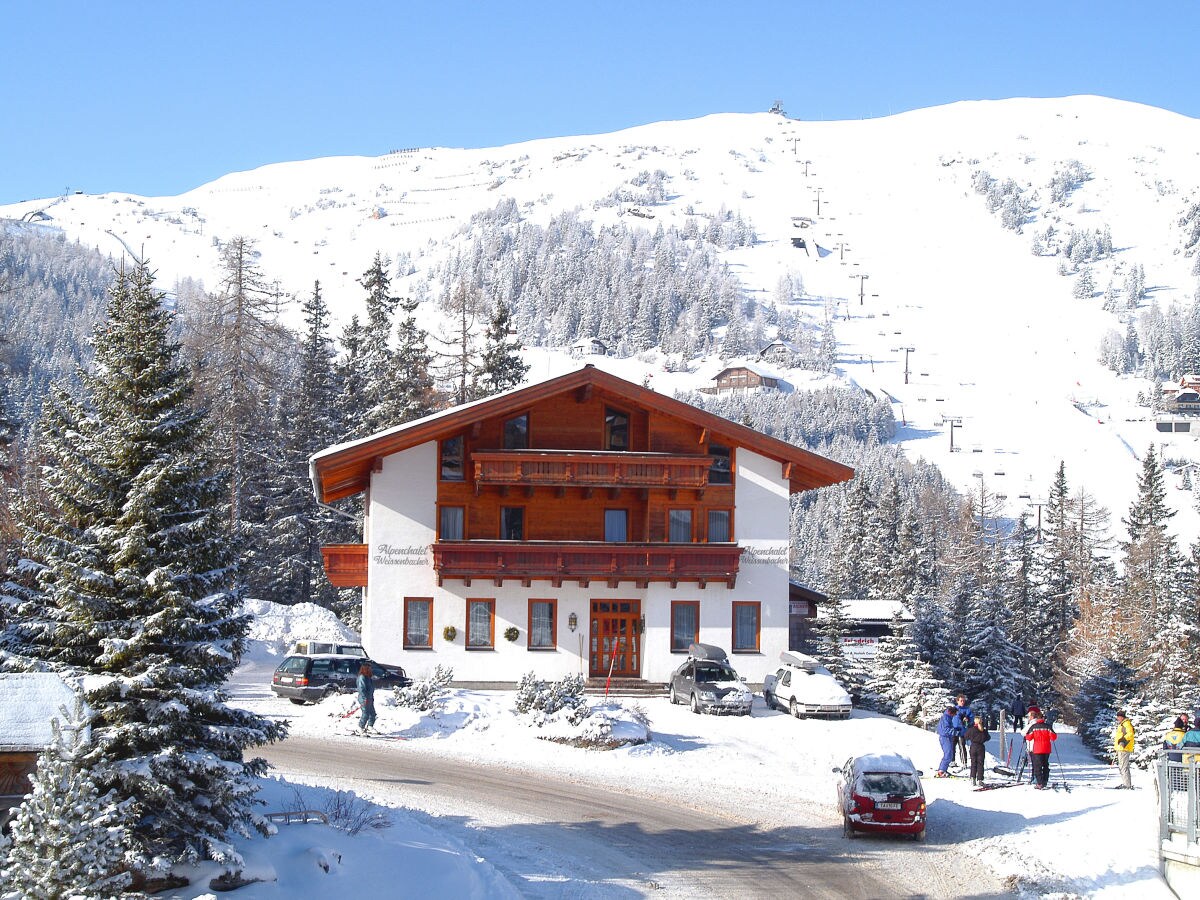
[732,601,760,652]
[707,509,731,543]
[440,435,464,481]
[708,443,731,485]
[404,598,433,649]
[500,506,525,541]
[671,601,699,652]
[605,407,629,451]
[503,414,529,450]
[528,599,556,649]
[604,509,628,542]
[466,599,495,649]
[439,506,465,541]
[668,509,693,543]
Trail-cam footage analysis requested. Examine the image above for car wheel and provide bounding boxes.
[322,685,338,700]
[911,828,925,842]
[288,698,306,706]
[690,694,701,714]
[790,698,801,718]
[669,685,678,705]
[843,816,857,839]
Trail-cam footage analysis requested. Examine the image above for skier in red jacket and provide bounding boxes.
[1024,706,1057,789]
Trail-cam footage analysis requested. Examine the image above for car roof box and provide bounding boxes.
[779,650,820,672]
[688,643,729,662]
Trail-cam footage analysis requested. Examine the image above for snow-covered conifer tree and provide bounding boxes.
[3,262,286,871]
[1,700,134,899]
[472,298,529,399]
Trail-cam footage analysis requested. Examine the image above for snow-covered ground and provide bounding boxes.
[201,602,1176,899]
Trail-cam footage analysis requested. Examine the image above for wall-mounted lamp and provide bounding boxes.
[568,612,578,632]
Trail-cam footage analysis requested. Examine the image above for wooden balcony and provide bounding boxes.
[472,450,713,495]
[321,543,368,588]
[432,541,742,588]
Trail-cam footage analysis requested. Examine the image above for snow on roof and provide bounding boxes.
[851,752,919,774]
[715,361,782,380]
[831,599,911,621]
[0,673,79,751]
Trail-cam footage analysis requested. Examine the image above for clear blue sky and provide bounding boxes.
[3,1,1196,205]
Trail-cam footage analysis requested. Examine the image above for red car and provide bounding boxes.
[833,753,927,841]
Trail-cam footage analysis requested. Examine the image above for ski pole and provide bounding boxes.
[340,703,361,719]
[1051,742,1070,791]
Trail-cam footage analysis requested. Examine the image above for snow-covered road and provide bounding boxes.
[259,734,999,899]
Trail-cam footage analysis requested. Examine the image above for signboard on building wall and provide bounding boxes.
[789,601,811,617]
[842,636,879,660]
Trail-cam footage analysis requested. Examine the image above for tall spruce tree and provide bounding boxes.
[2,263,285,869]
[358,252,404,433]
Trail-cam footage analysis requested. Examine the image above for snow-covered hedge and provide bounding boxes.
[393,665,454,712]
[514,671,589,726]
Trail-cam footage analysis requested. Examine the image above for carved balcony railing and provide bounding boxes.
[321,544,368,588]
[472,450,713,494]
[431,540,741,588]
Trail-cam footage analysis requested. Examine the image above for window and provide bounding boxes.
[671,601,699,652]
[404,598,433,649]
[466,599,495,649]
[440,435,464,481]
[604,509,628,542]
[503,414,529,450]
[604,407,629,451]
[528,600,556,650]
[500,506,525,541]
[707,509,731,543]
[668,509,692,543]
[439,506,465,541]
[708,443,731,485]
[732,602,760,652]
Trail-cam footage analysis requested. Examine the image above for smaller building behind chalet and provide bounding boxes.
[1159,375,1200,432]
[0,673,80,823]
[758,339,800,368]
[570,337,609,358]
[703,363,785,395]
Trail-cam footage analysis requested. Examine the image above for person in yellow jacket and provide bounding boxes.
[1113,710,1136,788]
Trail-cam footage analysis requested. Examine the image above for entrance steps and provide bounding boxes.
[585,678,667,697]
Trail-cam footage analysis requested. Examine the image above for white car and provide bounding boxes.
[762,651,852,719]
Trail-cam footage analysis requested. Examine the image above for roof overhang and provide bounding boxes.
[310,366,854,503]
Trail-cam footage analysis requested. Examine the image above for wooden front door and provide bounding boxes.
[589,600,641,677]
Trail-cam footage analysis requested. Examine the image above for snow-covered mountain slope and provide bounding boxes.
[5,95,1200,542]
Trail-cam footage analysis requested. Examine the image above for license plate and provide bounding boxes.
[877,802,901,810]
[280,676,293,684]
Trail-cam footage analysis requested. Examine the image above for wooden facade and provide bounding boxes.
[310,366,854,683]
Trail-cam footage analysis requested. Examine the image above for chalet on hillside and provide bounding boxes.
[1159,375,1200,432]
[310,366,853,686]
[703,363,785,395]
[758,339,799,367]
[570,337,609,358]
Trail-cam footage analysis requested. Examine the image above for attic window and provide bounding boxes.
[708,444,731,485]
[440,436,464,481]
[605,407,629,451]
[503,414,529,450]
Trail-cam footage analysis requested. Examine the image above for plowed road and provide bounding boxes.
[261,737,1008,899]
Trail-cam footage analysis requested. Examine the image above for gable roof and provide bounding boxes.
[311,365,853,502]
[0,673,80,752]
[713,362,782,381]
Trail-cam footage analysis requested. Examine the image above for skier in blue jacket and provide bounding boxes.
[955,694,974,766]
[936,706,958,777]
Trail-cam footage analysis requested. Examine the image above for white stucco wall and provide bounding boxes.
[362,443,792,684]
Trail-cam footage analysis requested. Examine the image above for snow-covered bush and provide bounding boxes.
[1,705,135,900]
[514,671,590,726]
[287,786,391,836]
[394,665,454,711]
